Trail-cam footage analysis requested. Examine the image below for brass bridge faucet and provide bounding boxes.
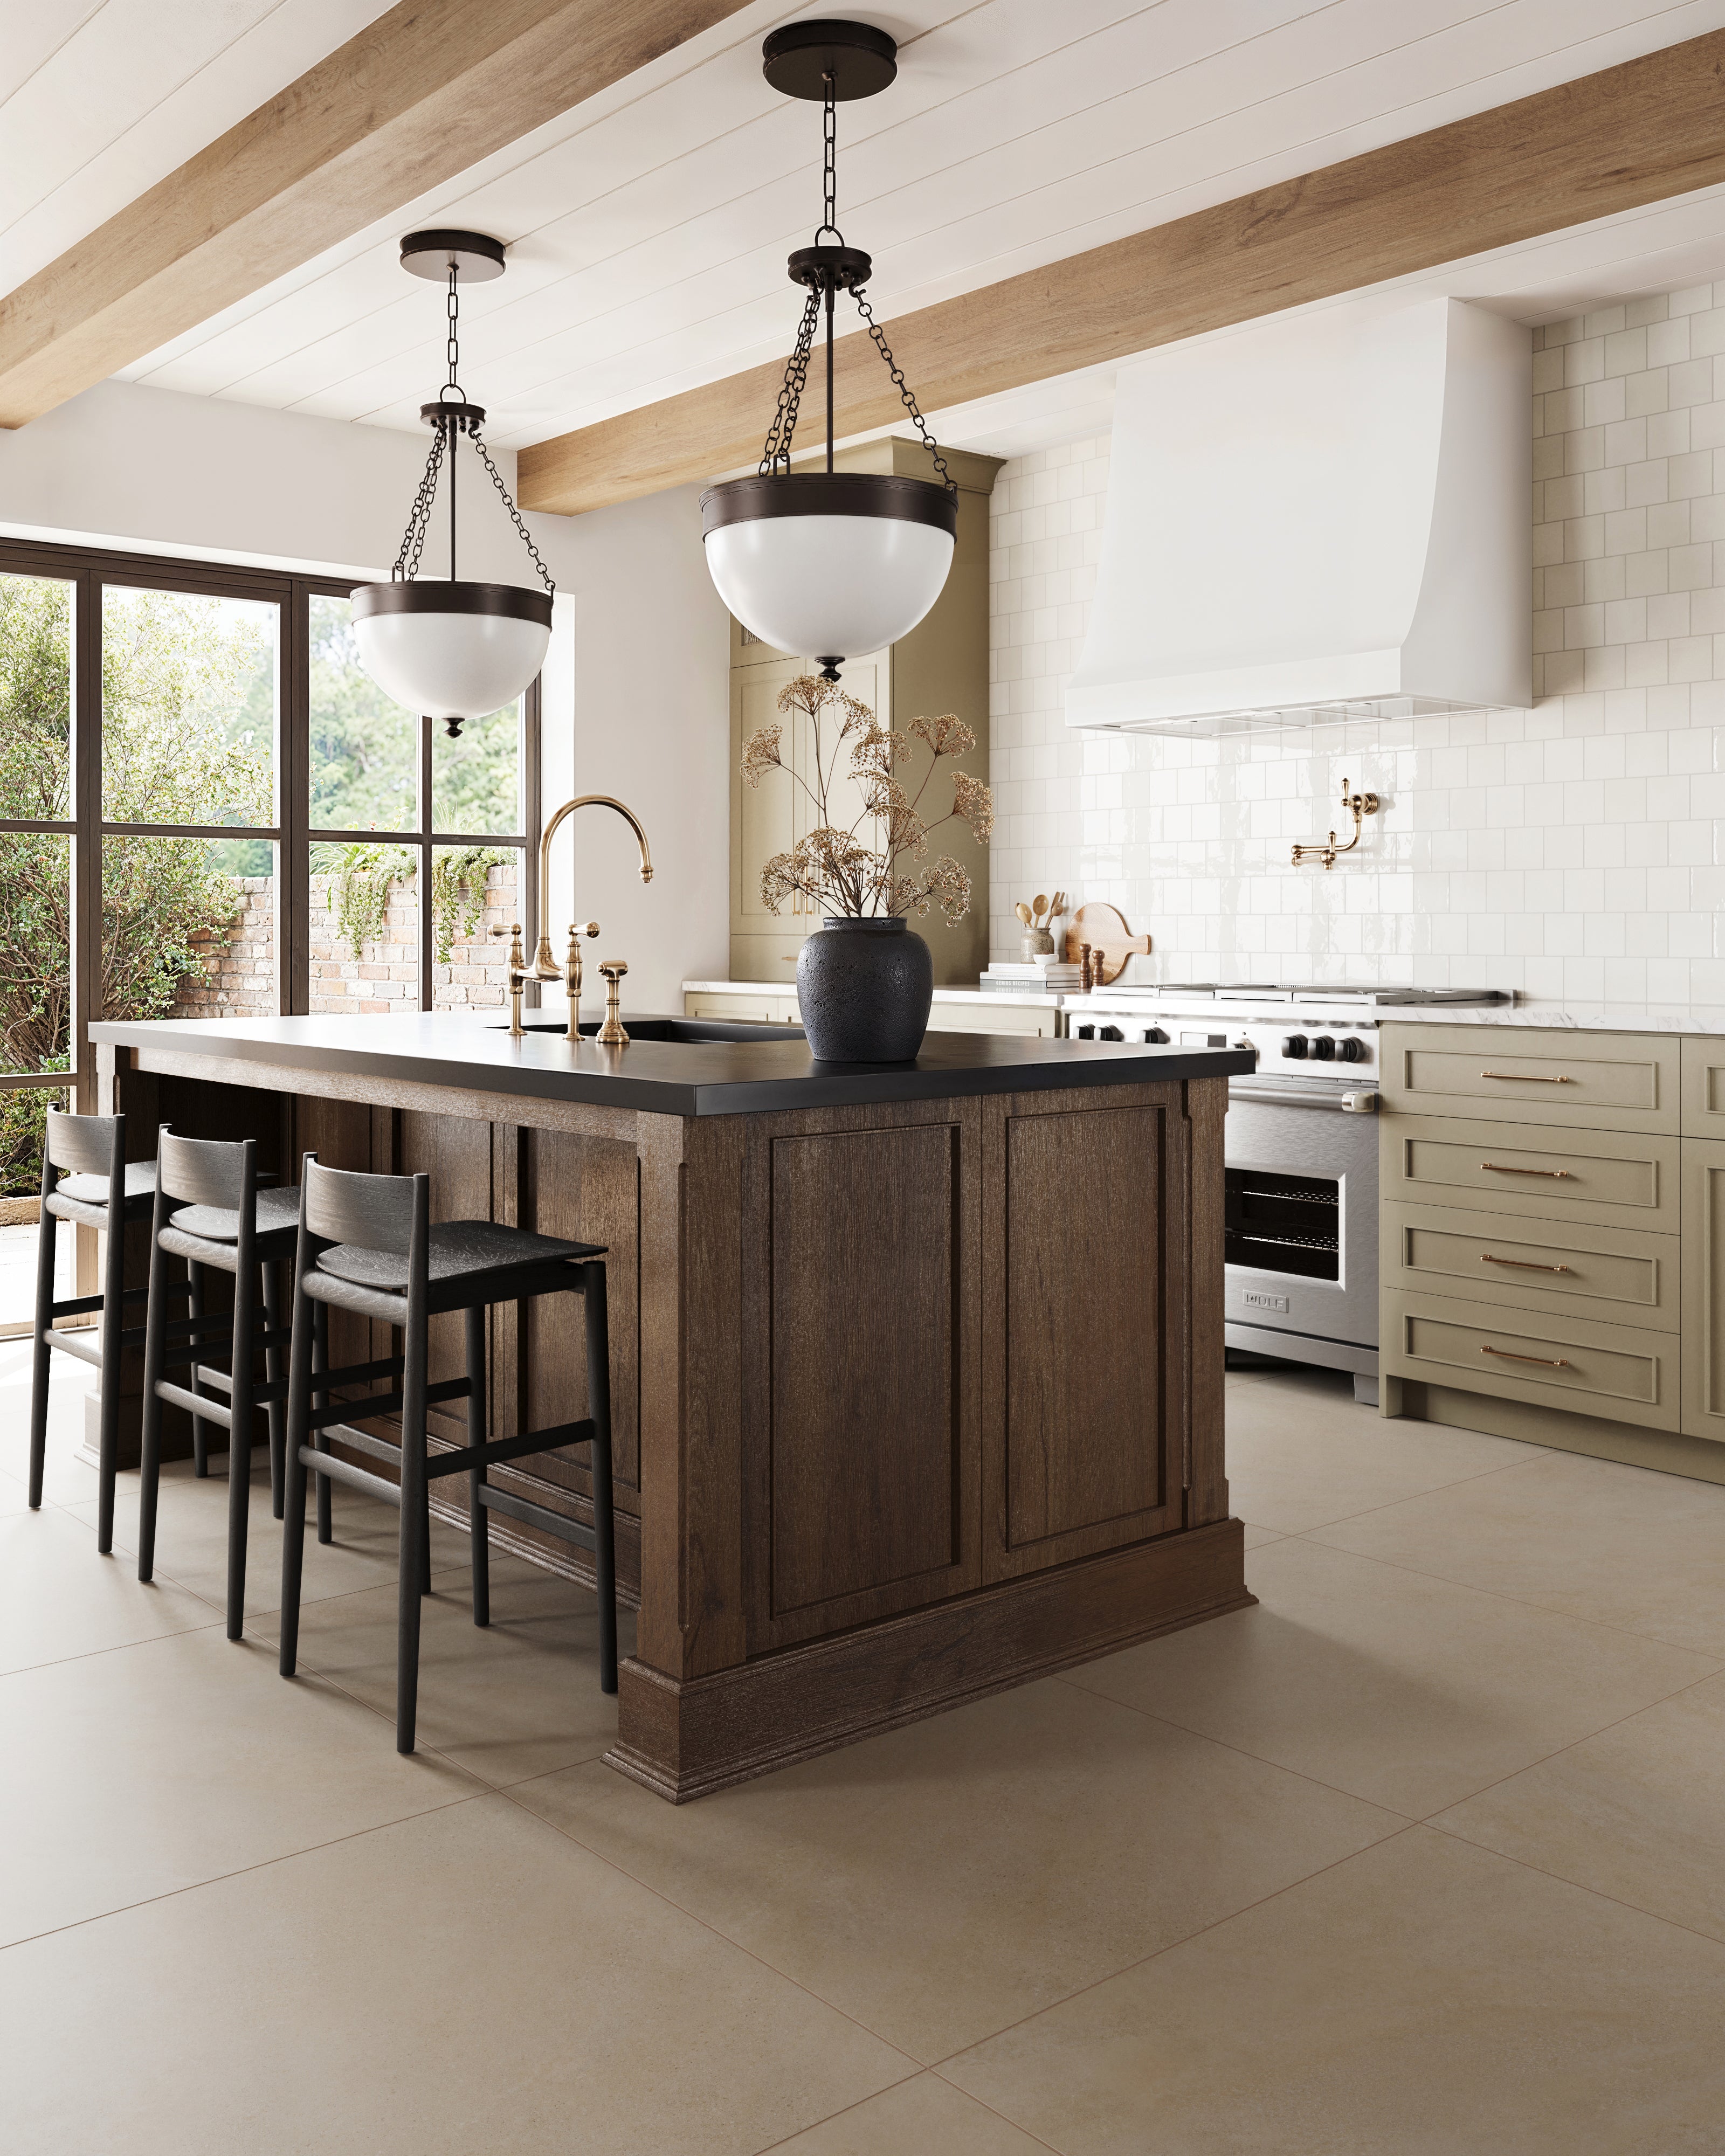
[1292,777,1379,869]
[532,794,653,1040]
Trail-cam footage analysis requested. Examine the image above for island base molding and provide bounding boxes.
[606,1517,1252,1802]
[1386,1379,1725,1488]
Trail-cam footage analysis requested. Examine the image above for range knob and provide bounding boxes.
[1143,1026,1169,1044]
[1312,1035,1337,1061]
[1075,1024,1095,1040]
[1282,1034,1308,1059]
[1099,1025,1124,1042]
[1337,1035,1367,1063]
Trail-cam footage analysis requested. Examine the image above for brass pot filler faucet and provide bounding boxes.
[491,794,653,1046]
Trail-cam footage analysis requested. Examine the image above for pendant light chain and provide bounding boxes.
[851,287,956,496]
[760,284,823,475]
[819,77,841,241]
[388,252,555,594]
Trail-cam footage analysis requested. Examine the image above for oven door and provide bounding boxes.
[1223,1085,1378,1357]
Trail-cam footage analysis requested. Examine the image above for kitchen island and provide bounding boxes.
[89,1012,1254,1800]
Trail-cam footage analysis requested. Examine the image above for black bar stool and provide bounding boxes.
[136,1129,301,1639]
[29,1108,169,1550]
[278,1155,617,1754]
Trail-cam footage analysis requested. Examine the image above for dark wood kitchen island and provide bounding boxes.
[89,1012,1255,1800]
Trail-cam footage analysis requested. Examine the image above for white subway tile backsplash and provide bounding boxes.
[985,286,1725,1004]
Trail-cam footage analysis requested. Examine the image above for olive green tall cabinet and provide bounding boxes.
[728,441,1003,987]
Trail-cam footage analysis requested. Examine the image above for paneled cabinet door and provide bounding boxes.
[1682,1136,1725,1441]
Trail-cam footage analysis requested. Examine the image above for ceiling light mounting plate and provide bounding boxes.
[761,18,897,100]
[787,242,872,292]
[399,228,506,282]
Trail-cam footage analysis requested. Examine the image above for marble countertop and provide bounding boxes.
[683,977,1064,1006]
[1364,1005,1725,1036]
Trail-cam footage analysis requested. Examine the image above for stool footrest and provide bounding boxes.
[154,1381,232,1431]
[426,1418,596,1481]
[45,1330,104,1368]
[311,1421,402,1468]
[477,1482,598,1554]
[298,1448,401,1508]
[302,1375,470,1432]
[316,1353,408,1392]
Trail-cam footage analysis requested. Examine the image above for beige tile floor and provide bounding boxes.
[5,1337,1725,2153]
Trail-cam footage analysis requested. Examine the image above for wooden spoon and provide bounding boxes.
[1032,893,1050,924]
[1015,901,1033,927]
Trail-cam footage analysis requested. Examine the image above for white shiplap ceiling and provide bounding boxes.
[10,0,1725,461]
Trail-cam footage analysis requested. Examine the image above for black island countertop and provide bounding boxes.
[89,1012,1255,1117]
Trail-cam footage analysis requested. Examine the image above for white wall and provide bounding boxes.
[0,378,729,1013]
[990,279,1725,1008]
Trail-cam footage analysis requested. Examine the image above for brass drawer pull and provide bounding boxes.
[1481,1344,1570,1369]
[1480,1253,1571,1274]
[1480,1070,1574,1082]
[1480,1162,1573,1179]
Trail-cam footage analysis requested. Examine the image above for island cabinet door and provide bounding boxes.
[979,1083,1188,1581]
[738,1097,984,1654]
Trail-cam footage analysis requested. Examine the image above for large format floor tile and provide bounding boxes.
[270,1553,632,1786]
[1434,1668,1725,1943]
[1067,1536,1720,1817]
[761,2074,1050,2154]
[944,1827,1725,2154]
[0,1464,30,1515]
[1224,1367,1537,1533]
[0,1506,219,1676]
[0,1622,475,1947]
[1312,1448,1725,1658]
[513,1674,1401,2061]
[0,1353,99,1508]
[0,1796,910,2156]
[69,1454,473,1620]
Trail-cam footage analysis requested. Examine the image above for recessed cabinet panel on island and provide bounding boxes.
[88,1012,1252,1800]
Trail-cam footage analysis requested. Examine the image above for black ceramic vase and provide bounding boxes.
[796,916,934,1062]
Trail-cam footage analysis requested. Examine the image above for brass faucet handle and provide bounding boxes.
[596,959,629,1047]
[568,921,599,943]
[489,921,527,971]
[489,923,528,1036]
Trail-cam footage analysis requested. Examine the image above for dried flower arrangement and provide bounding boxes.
[742,674,993,923]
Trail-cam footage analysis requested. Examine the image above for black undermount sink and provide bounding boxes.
[488,1015,805,1044]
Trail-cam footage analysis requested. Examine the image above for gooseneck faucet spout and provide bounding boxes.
[533,794,653,1038]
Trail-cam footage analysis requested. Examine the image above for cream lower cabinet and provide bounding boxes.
[684,988,1054,1037]
[1682,1136,1725,1441]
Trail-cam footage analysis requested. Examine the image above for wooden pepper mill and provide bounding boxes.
[1079,942,1093,992]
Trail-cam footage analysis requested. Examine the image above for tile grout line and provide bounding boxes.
[746,2070,1068,2156]
[1230,1440,1576,1542]
[490,1779,930,2073]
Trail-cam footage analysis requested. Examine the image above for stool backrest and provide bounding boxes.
[156,1128,254,1209]
[44,1108,123,1178]
[302,1156,424,1255]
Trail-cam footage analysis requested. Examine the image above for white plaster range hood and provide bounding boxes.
[1065,298,1530,738]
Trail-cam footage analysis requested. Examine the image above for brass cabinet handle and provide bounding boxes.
[1481,1344,1570,1369]
[1480,1162,1573,1178]
[1480,1070,1574,1082]
[1481,1253,1571,1273]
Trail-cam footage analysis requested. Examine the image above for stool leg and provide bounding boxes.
[263,1257,285,1520]
[27,1177,56,1511]
[312,1300,332,1546]
[224,1255,256,1641]
[94,1191,127,1557]
[136,1195,171,1583]
[465,1303,489,1628]
[187,1260,209,1477]
[397,1386,427,1755]
[584,1263,618,1696]
[279,1278,315,1681]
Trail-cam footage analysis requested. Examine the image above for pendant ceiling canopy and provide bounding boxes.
[352,230,554,737]
[701,20,956,679]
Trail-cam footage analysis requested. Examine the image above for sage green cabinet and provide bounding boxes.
[727,441,1003,986]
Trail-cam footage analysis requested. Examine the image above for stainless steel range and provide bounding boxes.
[1062,984,1509,1402]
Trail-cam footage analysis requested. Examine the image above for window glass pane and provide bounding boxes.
[309,593,418,832]
[0,573,72,821]
[309,841,419,1012]
[1,832,70,1075]
[1,1086,72,1331]
[103,837,278,1019]
[433,696,521,834]
[431,845,520,1011]
[101,587,277,827]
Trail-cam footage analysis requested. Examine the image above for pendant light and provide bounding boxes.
[353,230,555,738]
[701,20,957,680]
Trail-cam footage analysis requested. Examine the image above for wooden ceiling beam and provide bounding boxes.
[0,0,754,430]
[518,28,1725,517]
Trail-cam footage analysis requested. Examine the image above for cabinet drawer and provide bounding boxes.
[1382,1201,1679,1333]
[686,991,797,1024]
[927,1003,1053,1037]
[1379,1024,1678,1133]
[1382,1114,1678,1232]
[1382,1289,1679,1432]
[1682,1037,1725,1137]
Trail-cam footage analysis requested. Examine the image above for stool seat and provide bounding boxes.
[316,1219,602,1291]
[46,1160,158,1229]
[169,1185,302,1242]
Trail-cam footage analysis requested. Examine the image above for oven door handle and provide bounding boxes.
[1229,1081,1378,1112]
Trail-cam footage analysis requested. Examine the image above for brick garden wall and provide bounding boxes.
[170,866,517,1018]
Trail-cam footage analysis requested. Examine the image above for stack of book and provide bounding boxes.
[979,959,1081,995]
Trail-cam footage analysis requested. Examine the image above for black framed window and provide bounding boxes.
[0,534,541,1332]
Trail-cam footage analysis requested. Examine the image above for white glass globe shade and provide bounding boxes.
[351,584,550,720]
[700,475,957,662]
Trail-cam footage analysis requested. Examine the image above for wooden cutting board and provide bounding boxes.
[1065,903,1150,986]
